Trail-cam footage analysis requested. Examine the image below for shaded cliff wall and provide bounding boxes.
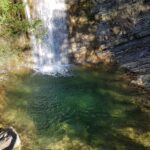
[66,0,150,89]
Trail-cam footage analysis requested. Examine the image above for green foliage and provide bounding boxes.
[0,0,44,64]
[0,0,32,63]
[0,0,30,36]
[0,0,44,37]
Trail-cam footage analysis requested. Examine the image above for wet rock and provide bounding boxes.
[137,74,150,88]
[112,26,121,35]
[67,0,150,89]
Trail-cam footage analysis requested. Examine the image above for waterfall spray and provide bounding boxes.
[24,0,69,75]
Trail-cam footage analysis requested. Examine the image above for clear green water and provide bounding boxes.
[1,66,150,150]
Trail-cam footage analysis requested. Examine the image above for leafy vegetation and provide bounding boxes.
[0,0,30,36]
[0,0,28,64]
[0,0,41,64]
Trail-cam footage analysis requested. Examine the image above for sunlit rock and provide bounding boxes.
[0,127,21,150]
[66,0,150,88]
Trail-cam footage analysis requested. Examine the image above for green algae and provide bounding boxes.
[0,66,149,150]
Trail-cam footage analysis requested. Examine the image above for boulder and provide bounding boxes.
[0,127,21,150]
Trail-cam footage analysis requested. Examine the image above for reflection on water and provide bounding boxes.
[0,66,150,150]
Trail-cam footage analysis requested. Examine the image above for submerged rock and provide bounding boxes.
[0,127,21,150]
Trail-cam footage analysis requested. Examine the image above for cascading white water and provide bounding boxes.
[24,0,69,75]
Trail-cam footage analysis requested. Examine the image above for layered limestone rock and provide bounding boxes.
[66,0,150,89]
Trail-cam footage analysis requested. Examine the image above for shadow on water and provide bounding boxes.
[1,66,150,149]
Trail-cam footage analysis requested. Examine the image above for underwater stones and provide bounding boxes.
[45,135,93,150]
[118,127,150,147]
[0,127,21,150]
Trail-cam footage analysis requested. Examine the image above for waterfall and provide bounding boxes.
[24,0,69,75]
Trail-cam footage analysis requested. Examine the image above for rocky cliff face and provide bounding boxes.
[66,0,150,89]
